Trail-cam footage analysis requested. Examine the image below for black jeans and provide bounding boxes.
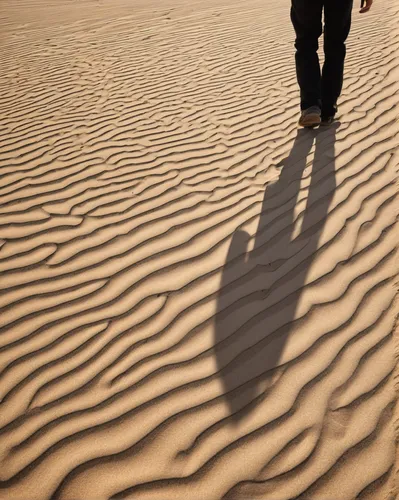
[291,0,353,117]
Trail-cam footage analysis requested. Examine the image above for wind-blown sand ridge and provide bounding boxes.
[0,0,399,498]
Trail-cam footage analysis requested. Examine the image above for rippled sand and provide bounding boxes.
[0,0,399,499]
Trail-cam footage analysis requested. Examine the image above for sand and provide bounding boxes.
[0,0,399,498]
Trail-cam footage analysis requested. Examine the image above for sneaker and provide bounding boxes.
[321,104,338,126]
[298,106,321,128]
[320,115,335,126]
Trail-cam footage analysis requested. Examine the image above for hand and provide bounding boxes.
[360,0,373,13]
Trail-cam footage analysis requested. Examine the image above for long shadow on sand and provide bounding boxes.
[214,123,339,424]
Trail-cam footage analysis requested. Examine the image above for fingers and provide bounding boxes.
[360,0,373,13]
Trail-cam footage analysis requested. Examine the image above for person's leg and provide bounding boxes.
[322,0,353,118]
[291,0,324,111]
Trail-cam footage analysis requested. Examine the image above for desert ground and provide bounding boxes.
[0,0,399,499]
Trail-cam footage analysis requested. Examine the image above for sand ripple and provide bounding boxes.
[0,0,398,499]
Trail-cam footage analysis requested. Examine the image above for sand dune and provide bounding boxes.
[0,0,399,498]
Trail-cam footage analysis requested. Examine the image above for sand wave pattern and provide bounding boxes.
[0,0,399,499]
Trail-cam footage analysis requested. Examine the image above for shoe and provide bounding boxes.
[321,104,338,126]
[298,106,321,128]
[320,115,335,126]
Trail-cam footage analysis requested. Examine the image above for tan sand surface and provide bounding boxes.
[0,0,399,498]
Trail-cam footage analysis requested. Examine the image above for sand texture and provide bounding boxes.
[1,0,399,499]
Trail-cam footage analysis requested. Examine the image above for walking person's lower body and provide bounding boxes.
[290,0,354,127]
